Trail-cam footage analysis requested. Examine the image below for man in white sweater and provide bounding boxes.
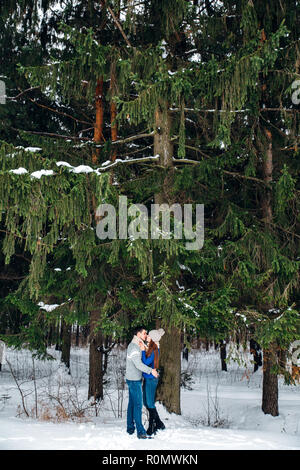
[125,326,158,439]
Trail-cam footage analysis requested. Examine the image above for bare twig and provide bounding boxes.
[102,0,133,49]
[26,96,93,126]
[95,131,155,147]
[6,87,41,100]
[10,127,90,141]
[32,356,38,419]
[6,358,30,417]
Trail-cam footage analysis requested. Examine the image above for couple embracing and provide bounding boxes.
[125,326,166,439]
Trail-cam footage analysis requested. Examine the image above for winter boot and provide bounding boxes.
[146,408,157,436]
[153,407,165,431]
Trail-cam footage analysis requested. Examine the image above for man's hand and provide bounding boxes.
[151,368,159,378]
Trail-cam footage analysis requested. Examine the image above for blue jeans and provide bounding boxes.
[126,379,146,436]
[143,378,159,409]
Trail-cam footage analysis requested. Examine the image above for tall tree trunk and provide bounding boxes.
[92,77,104,164]
[261,125,279,416]
[153,103,174,205]
[89,78,106,396]
[156,325,181,414]
[291,343,300,382]
[88,309,104,401]
[220,341,227,371]
[153,102,181,414]
[262,342,278,416]
[75,323,80,347]
[250,339,262,373]
[182,344,189,361]
[110,58,118,162]
[82,324,89,347]
[61,318,71,373]
[47,321,54,347]
[55,317,62,351]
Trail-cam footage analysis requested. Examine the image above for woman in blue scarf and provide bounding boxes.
[141,328,166,436]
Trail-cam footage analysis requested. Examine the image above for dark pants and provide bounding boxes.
[126,379,146,436]
[143,377,159,409]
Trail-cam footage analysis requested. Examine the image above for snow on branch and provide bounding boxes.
[7,155,161,179]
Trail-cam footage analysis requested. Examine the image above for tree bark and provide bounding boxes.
[110,55,118,162]
[81,324,89,347]
[154,102,174,204]
[220,341,227,371]
[47,321,54,347]
[262,342,279,416]
[250,339,262,373]
[92,77,104,164]
[156,325,181,414]
[182,344,189,361]
[55,317,62,351]
[61,318,71,372]
[75,323,80,347]
[153,103,181,414]
[260,125,279,416]
[88,309,104,401]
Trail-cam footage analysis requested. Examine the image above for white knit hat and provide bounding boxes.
[148,328,165,343]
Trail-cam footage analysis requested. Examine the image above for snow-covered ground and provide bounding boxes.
[0,345,299,450]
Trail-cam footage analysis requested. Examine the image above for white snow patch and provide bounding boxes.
[37,302,61,312]
[0,346,300,450]
[24,147,42,153]
[56,161,74,168]
[9,168,28,175]
[71,165,94,174]
[31,170,54,179]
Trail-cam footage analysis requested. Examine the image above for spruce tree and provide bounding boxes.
[0,0,299,419]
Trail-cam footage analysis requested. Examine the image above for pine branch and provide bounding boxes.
[10,128,155,144]
[172,158,271,186]
[222,170,270,186]
[260,108,300,112]
[170,107,300,113]
[170,107,251,113]
[0,229,51,248]
[0,274,26,280]
[6,86,41,100]
[102,0,133,49]
[262,222,300,241]
[118,144,154,158]
[10,128,89,141]
[13,254,31,263]
[174,143,211,159]
[26,96,93,126]
[97,131,155,146]
[97,155,161,172]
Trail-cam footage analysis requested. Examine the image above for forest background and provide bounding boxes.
[0,0,299,420]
